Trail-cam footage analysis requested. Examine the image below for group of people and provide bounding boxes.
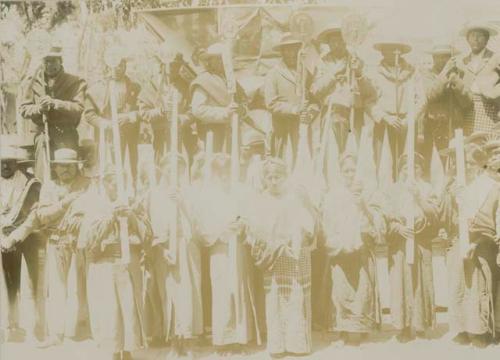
[2,14,500,360]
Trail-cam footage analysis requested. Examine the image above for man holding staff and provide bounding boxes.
[3,148,91,348]
[19,46,86,182]
[442,133,500,348]
[311,22,377,152]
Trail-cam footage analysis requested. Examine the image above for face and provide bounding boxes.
[341,158,356,186]
[1,160,17,179]
[111,60,127,80]
[54,163,78,183]
[43,57,63,77]
[432,53,452,72]
[327,33,347,56]
[103,176,118,201]
[467,30,489,54]
[207,56,224,75]
[264,169,286,196]
[280,44,301,68]
[381,49,398,66]
[399,163,423,181]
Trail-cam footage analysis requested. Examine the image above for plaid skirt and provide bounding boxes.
[264,248,312,355]
[463,94,499,135]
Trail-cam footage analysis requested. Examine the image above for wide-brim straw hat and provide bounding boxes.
[316,22,343,44]
[42,46,63,59]
[426,44,457,56]
[460,21,498,37]
[0,146,29,162]
[272,33,303,52]
[51,148,84,164]
[373,36,412,55]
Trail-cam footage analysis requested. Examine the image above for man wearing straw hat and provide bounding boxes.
[442,21,500,134]
[311,23,377,152]
[264,33,318,163]
[4,147,92,348]
[190,43,247,153]
[19,45,86,181]
[369,38,416,180]
[0,137,45,343]
[84,45,141,191]
[417,44,473,173]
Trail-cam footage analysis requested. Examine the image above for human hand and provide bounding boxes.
[384,116,402,130]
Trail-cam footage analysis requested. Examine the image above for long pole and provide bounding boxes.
[168,87,179,265]
[222,37,241,325]
[455,129,469,258]
[394,50,401,180]
[405,79,416,265]
[109,80,130,264]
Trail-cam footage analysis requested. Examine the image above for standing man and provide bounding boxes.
[84,48,141,190]
[311,23,377,152]
[369,39,416,180]
[19,46,86,181]
[418,45,473,173]
[138,46,197,168]
[0,139,45,342]
[443,137,500,348]
[190,43,246,153]
[264,33,317,162]
[444,22,500,135]
[4,148,92,348]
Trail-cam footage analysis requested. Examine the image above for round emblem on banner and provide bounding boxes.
[289,12,314,41]
[221,18,239,40]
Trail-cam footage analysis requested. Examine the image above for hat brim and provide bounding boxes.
[51,160,84,164]
[374,42,412,54]
[316,28,342,43]
[460,26,498,37]
[272,40,303,52]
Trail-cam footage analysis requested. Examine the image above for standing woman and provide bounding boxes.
[142,153,203,355]
[193,153,259,354]
[386,153,440,342]
[246,157,317,357]
[321,153,386,345]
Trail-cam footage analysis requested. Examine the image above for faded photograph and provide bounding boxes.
[0,1,500,359]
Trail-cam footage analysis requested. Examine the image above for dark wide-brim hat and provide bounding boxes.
[373,37,412,55]
[316,22,343,44]
[272,33,303,52]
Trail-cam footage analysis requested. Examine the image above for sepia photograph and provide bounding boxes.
[0,0,500,359]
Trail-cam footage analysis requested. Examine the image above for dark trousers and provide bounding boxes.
[271,117,300,162]
[197,123,229,153]
[2,235,46,339]
[373,121,409,181]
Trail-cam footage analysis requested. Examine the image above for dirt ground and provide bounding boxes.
[2,313,500,360]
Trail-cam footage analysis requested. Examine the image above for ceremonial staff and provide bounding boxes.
[454,129,469,258]
[108,57,131,264]
[394,49,402,176]
[220,18,242,327]
[405,79,416,265]
[167,87,179,265]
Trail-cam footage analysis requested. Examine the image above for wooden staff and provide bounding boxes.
[168,87,179,265]
[405,81,416,265]
[109,79,130,264]
[221,36,242,317]
[394,49,401,179]
[455,129,469,257]
[98,122,106,194]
